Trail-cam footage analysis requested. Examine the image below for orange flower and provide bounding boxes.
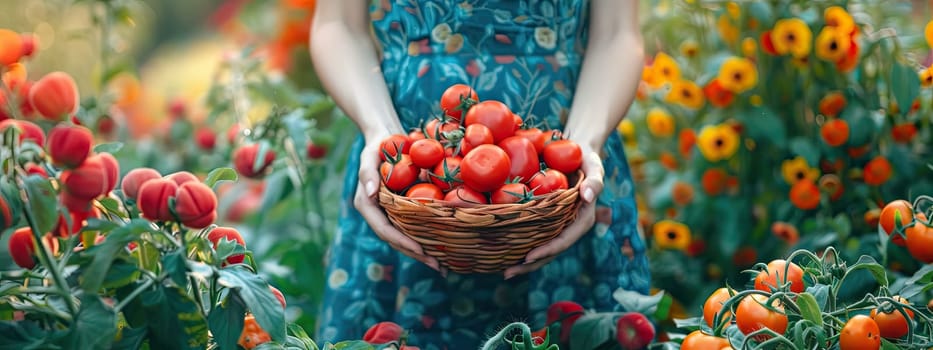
[660,152,679,171]
[771,222,800,245]
[864,208,881,228]
[704,79,734,108]
[891,123,917,143]
[760,30,778,56]
[653,220,692,251]
[863,156,892,186]
[646,108,675,137]
[820,119,849,147]
[697,124,740,161]
[815,26,852,62]
[718,15,740,44]
[642,65,665,88]
[680,40,699,58]
[781,156,820,185]
[847,144,871,159]
[920,67,933,88]
[927,19,933,48]
[836,41,860,73]
[653,52,681,83]
[717,57,758,93]
[818,92,847,117]
[790,179,821,210]
[702,168,729,196]
[678,129,697,156]
[824,6,857,38]
[818,174,844,201]
[666,80,706,109]
[672,181,694,206]
[742,37,758,58]
[772,18,813,58]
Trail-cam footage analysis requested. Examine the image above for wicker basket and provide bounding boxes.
[378,171,584,274]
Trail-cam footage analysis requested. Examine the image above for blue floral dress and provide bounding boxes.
[316,1,650,348]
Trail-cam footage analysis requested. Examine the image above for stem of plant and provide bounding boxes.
[114,277,155,312]
[19,187,79,318]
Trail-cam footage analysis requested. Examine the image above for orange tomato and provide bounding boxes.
[680,330,731,350]
[238,314,272,349]
[870,296,914,339]
[905,213,933,263]
[735,294,788,341]
[879,200,912,246]
[703,288,734,328]
[754,259,805,293]
[839,315,880,350]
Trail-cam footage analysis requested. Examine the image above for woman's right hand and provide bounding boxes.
[354,133,442,273]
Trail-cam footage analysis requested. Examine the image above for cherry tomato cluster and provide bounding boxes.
[379,84,584,205]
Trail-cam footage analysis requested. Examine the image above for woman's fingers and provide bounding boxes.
[353,183,440,271]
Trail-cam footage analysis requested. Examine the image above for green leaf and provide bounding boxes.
[208,294,247,350]
[110,326,147,350]
[795,293,823,328]
[723,324,746,349]
[81,219,157,293]
[287,323,319,350]
[101,262,140,289]
[653,292,673,321]
[0,320,55,350]
[612,288,664,315]
[673,317,704,331]
[831,214,851,241]
[162,250,189,288]
[330,341,374,350]
[806,284,830,310]
[569,313,615,350]
[217,267,287,342]
[893,264,933,298]
[142,285,209,350]
[66,294,118,350]
[880,338,901,350]
[22,175,58,234]
[742,107,786,147]
[204,167,238,189]
[96,197,127,219]
[890,61,920,116]
[789,138,820,167]
[81,218,121,234]
[93,142,124,154]
[846,255,889,288]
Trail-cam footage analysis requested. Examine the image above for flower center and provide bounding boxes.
[733,72,743,82]
[682,88,692,98]
[667,231,678,240]
[796,171,805,180]
[829,41,838,51]
[786,33,796,42]
[715,138,724,147]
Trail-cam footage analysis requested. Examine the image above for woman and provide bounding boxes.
[309,1,648,347]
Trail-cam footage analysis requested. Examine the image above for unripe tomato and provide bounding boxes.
[46,124,93,168]
[207,226,246,265]
[29,71,79,120]
[754,259,805,293]
[121,168,161,200]
[839,315,880,350]
[137,179,178,222]
[174,182,218,229]
[703,287,734,328]
[870,296,914,339]
[735,294,788,341]
[233,143,276,179]
[879,200,912,246]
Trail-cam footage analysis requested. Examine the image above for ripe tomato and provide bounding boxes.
[380,155,419,193]
[543,140,583,174]
[461,124,494,156]
[880,200,912,246]
[905,213,933,263]
[703,288,734,328]
[528,169,569,195]
[464,100,517,143]
[408,130,426,142]
[533,130,563,154]
[679,330,730,350]
[409,139,445,169]
[870,296,914,339]
[405,183,444,202]
[379,134,412,161]
[497,136,540,182]
[735,294,788,341]
[443,186,488,205]
[425,118,461,140]
[754,259,805,293]
[839,315,881,350]
[439,84,478,122]
[430,156,462,191]
[238,314,272,349]
[491,183,532,204]
[460,144,512,192]
[515,127,543,147]
[512,113,523,130]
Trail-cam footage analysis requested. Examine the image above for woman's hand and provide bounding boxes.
[503,145,604,279]
[354,133,442,273]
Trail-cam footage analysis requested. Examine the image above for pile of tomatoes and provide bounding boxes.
[378,84,583,205]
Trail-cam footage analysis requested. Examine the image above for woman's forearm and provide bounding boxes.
[309,5,403,141]
[563,2,644,151]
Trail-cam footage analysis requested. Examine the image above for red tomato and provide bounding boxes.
[870,296,914,339]
[425,119,461,140]
[409,139,445,169]
[464,100,517,143]
[380,155,419,192]
[515,127,543,149]
[379,134,412,161]
[533,130,563,154]
[543,140,583,174]
[735,294,788,341]
[460,144,512,192]
[491,183,532,204]
[839,315,881,350]
[443,186,488,205]
[528,169,569,195]
[430,156,462,191]
[512,113,523,130]
[460,124,494,156]
[405,183,444,202]
[439,84,478,122]
[497,136,540,183]
[754,259,806,293]
[408,130,426,142]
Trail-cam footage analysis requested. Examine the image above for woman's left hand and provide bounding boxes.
[503,145,605,279]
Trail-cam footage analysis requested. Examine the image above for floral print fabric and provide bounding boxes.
[316,1,650,348]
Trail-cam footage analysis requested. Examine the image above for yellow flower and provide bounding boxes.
[697,124,740,162]
[920,67,933,88]
[742,37,757,57]
[772,18,813,58]
[717,15,740,44]
[717,57,758,93]
[680,40,699,58]
[815,26,852,62]
[781,156,820,185]
[927,20,933,49]
[653,220,691,251]
[646,108,675,137]
[666,80,705,109]
[726,2,741,20]
[641,65,665,88]
[653,52,681,82]
[824,6,856,37]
